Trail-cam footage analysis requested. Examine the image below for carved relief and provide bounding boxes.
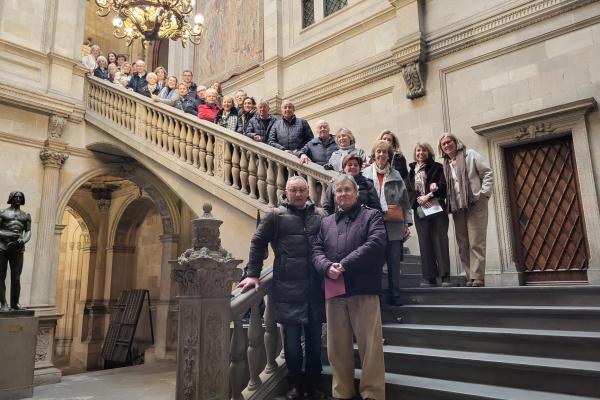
[202,312,224,398]
[39,149,69,168]
[402,62,426,99]
[515,122,556,141]
[182,323,198,400]
[48,115,67,139]
[35,327,53,363]
[96,198,111,212]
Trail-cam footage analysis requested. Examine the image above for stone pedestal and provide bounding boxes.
[172,203,242,400]
[32,307,63,385]
[0,310,37,400]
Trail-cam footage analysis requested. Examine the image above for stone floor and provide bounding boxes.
[31,361,176,400]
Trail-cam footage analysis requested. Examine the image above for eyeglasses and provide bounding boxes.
[286,188,308,194]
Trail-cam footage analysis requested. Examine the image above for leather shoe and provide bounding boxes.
[286,387,302,400]
[465,280,473,287]
[472,279,485,287]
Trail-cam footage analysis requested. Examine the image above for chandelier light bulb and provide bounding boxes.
[112,17,123,27]
[190,0,196,7]
[194,13,204,25]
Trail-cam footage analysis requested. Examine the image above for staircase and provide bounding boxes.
[322,255,600,399]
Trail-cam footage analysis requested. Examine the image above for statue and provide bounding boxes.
[0,191,31,311]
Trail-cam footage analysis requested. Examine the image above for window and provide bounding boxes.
[302,0,315,28]
[324,0,347,17]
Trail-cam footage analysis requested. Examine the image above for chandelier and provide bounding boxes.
[94,0,205,48]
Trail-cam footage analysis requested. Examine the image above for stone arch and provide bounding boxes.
[56,160,181,241]
[65,200,97,246]
[113,197,157,248]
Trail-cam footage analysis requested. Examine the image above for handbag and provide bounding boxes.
[383,204,404,223]
[416,198,444,219]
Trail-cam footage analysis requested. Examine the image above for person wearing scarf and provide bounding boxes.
[197,88,222,122]
[363,140,412,306]
[153,75,181,106]
[438,133,494,287]
[327,128,367,172]
[374,130,409,179]
[137,72,160,98]
[214,95,239,131]
[408,143,451,288]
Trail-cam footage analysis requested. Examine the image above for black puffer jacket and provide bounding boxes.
[246,199,324,324]
[268,116,314,154]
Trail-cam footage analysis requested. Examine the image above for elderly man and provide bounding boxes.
[237,176,326,400]
[82,44,100,73]
[268,101,314,155]
[234,89,247,110]
[182,69,198,97]
[129,59,147,93]
[299,120,339,166]
[245,100,277,142]
[313,175,387,400]
[194,85,207,109]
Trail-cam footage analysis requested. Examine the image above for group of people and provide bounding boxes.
[83,45,495,400]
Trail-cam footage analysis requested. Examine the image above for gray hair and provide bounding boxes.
[281,99,295,109]
[197,85,207,91]
[235,89,247,96]
[90,44,100,52]
[257,99,270,109]
[146,72,158,81]
[205,88,218,96]
[96,56,107,65]
[332,174,358,192]
[286,175,308,189]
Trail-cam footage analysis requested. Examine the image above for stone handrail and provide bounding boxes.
[86,76,337,211]
[229,268,283,400]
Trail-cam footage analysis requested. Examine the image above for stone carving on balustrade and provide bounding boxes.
[172,202,242,400]
[39,149,69,168]
[47,115,67,139]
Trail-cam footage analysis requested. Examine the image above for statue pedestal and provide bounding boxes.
[0,310,37,400]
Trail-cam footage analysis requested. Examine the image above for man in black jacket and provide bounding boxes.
[237,176,326,400]
[245,100,277,142]
[298,120,339,166]
[128,59,147,93]
[268,101,313,155]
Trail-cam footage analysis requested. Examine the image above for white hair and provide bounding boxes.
[205,88,218,95]
[96,56,107,65]
[332,175,358,192]
[146,72,158,81]
[286,175,308,189]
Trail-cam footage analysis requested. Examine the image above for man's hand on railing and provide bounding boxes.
[236,277,260,292]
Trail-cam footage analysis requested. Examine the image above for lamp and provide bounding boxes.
[94,0,204,48]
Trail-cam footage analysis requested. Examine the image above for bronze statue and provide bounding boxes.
[0,191,31,311]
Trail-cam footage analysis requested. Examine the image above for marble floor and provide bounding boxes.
[31,361,176,400]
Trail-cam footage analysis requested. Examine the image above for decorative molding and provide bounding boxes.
[0,81,85,123]
[39,148,69,168]
[427,0,598,60]
[48,115,67,139]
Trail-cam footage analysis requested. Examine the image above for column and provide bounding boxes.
[172,203,242,400]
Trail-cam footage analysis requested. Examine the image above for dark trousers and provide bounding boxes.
[0,249,23,307]
[386,239,404,296]
[415,212,451,280]
[282,322,323,389]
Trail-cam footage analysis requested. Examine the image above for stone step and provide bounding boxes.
[394,305,600,331]
[320,367,600,400]
[374,346,600,397]
[382,323,600,361]
[396,286,600,306]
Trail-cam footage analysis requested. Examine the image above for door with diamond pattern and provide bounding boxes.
[504,136,589,284]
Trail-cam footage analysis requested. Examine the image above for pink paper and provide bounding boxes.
[325,274,346,299]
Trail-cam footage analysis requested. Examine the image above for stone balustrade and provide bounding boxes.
[86,77,337,211]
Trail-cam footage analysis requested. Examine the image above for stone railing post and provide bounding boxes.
[172,203,242,400]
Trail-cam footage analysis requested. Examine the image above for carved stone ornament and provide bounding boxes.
[39,149,69,168]
[402,61,426,99]
[35,326,53,363]
[515,122,556,141]
[96,198,111,212]
[48,115,67,139]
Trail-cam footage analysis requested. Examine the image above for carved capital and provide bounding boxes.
[48,114,67,139]
[515,122,556,142]
[39,148,69,168]
[96,198,111,212]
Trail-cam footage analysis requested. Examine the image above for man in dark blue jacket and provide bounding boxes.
[313,174,387,400]
[268,101,313,155]
[298,120,339,166]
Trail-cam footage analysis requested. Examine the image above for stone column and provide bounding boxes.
[172,203,242,400]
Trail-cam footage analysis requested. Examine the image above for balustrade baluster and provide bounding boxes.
[161,114,169,151]
[231,145,240,189]
[99,89,106,117]
[145,109,153,141]
[267,160,277,207]
[247,303,264,391]
[224,142,232,186]
[135,104,146,138]
[229,317,246,400]
[128,99,135,131]
[248,152,258,199]
[155,113,163,147]
[263,294,278,374]
[118,96,126,127]
[276,164,286,199]
[257,156,268,204]
[308,176,318,206]
[150,110,158,143]
[114,95,121,126]
[105,91,112,120]
[167,117,175,154]
[320,180,329,208]
[198,130,207,171]
[183,124,192,162]
[206,133,214,175]
[172,120,180,158]
[191,128,200,167]
[239,148,249,194]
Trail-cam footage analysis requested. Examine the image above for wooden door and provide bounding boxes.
[504,136,589,284]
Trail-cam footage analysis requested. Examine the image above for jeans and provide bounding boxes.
[282,322,323,389]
